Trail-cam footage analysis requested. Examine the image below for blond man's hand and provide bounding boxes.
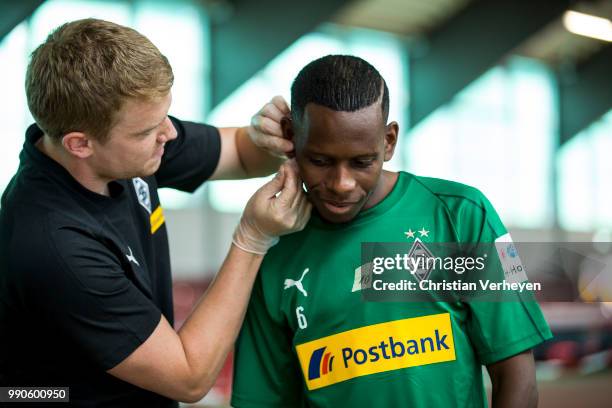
[232,160,311,254]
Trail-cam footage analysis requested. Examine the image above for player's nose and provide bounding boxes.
[327,165,356,197]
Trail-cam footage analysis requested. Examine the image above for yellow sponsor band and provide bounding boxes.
[296,313,456,390]
[150,205,165,234]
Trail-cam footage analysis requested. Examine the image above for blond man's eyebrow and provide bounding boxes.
[133,117,166,135]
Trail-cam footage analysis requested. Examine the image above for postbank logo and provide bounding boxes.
[307,347,335,380]
[296,313,455,390]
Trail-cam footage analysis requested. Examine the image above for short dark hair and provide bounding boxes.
[290,55,389,125]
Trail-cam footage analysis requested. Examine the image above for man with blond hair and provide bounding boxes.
[0,18,310,406]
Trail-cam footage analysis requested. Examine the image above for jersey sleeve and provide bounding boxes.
[23,225,162,371]
[232,275,304,408]
[154,116,221,192]
[450,190,553,366]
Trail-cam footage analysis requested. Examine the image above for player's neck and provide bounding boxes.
[363,170,399,211]
[36,135,111,196]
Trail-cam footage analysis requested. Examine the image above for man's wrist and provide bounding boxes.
[232,219,280,255]
[230,241,267,257]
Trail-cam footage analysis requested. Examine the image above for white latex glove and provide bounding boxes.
[232,160,311,254]
[248,95,293,158]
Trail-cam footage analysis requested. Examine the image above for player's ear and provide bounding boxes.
[280,116,296,159]
[383,121,398,161]
[62,131,94,159]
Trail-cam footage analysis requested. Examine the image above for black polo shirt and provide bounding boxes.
[0,116,221,407]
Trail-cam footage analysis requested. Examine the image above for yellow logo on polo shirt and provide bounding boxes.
[295,313,456,390]
[150,205,165,234]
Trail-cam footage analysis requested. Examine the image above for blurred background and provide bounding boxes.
[1,0,611,406]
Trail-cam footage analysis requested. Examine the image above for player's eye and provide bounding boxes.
[309,157,330,167]
[352,159,374,168]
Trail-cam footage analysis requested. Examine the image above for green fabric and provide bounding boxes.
[232,172,552,408]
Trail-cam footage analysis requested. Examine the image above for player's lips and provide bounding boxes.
[320,199,359,214]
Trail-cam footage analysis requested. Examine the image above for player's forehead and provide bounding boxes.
[298,103,384,153]
[301,139,378,159]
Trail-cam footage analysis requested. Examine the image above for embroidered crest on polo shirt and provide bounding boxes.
[132,177,151,213]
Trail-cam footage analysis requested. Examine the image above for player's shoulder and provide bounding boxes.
[410,173,488,209]
[408,173,506,239]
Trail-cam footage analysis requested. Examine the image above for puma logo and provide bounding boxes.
[126,246,140,266]
[284,268,309,297]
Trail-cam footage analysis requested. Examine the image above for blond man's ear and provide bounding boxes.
[62,132,93,159]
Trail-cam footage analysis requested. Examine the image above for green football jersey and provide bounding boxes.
[232,171,552,408]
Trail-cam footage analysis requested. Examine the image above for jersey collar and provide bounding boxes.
[309,171,412,230]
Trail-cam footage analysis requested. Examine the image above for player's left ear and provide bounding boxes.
[383,121,398,161]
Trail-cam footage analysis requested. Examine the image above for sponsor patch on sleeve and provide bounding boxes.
[494,233,528,283]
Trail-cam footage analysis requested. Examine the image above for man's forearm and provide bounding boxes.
[488,351,538,408]
[491,376,538,408]
[235,126,284,177]
[177,244,263,394]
